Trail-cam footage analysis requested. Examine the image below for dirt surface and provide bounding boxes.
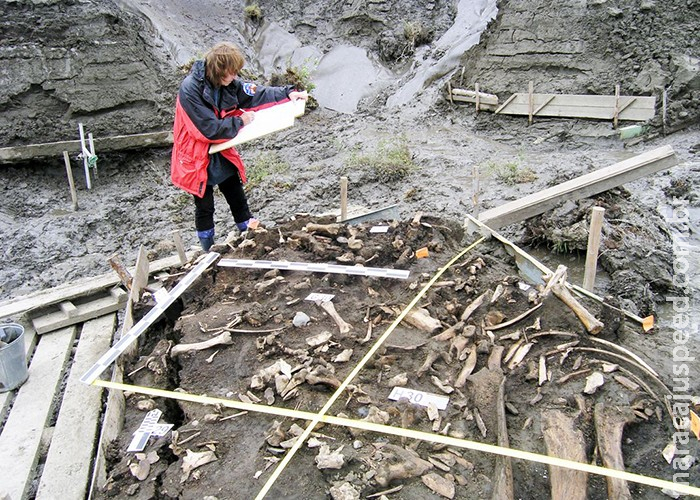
[99,215,697,499]
[0,0,699,498]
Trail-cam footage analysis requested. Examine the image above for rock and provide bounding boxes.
[136,399,156,411]
[329,482,360,500]
[293,311,311,327]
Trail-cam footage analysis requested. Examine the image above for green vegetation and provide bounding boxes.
[403,21,431,46]
[346,136,417,182]
[244,4,262,22]
[484,159,537,185]
[245,151,289,189]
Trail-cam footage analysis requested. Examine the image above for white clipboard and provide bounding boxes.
[209,99,306,154]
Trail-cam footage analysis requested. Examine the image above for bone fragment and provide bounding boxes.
[401,306,441,332]
[317,300,352,335]
[460,291,488,321]
[552,283,604,334]
[305,223,341,236]
[454,348,477,388]
[542,409,589,500]
[431,320,464,341]
[170,331,233,357]
[594,403,637,500]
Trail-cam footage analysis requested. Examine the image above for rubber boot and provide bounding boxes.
[236,217,259,232]
[197,228,215,251]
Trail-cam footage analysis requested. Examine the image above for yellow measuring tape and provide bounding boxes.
[254,236,487,498]
[93,236,700,497]
[93,379,700,497]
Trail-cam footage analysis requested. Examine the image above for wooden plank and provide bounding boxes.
[450,87,499,106]
[0,251,195,321]
[0,323,38,423]
[31,288,127,334]
[0,131,173,164]
[0,326,77,500]
[494,93,655,121]
[36,315,116,500]
[450,95,498,111]
[478,145,677,229]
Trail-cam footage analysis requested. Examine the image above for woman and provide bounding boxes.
[171,42,308,251]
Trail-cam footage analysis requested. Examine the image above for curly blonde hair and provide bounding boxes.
[205,42,245,87]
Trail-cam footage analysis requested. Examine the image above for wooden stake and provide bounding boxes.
[662,88,668,136]
[613,84,621,129]
[528,81,534,125]
[171,230,187,265]
[475,82,480,113]
[62,151,79,211]
[340,176,348,221]
[108,254,133,291]
[583,207,605,291]
[472,164,480,218]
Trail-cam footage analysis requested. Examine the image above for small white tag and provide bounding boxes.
[305,293,335,303]
[127,430,152,452]
[370,225,390,233]
[151,423,174,437]
[388,387,449,410]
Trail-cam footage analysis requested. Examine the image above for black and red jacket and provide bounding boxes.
[171,59,294,197]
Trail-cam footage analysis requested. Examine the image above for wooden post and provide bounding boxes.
[583,206,605,291]
[340,176,348,221]
[88,132,96,179]
[171,230,187,265]
[447,81,454,105]
[62,151,79,211]
[475,82,480,113]
[528,81,534,125]
[472,164,480,218]
[662,88,667,136]
[78,123,91,189]
[613,84,621,129]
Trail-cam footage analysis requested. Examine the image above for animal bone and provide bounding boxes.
[305,222,341,236]
[317,300,352,335]
[401,306,441,333]
[170,331,233,357]
[552,283,604,334]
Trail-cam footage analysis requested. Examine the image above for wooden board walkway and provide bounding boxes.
[0,317,117,500]
[494,93,656,121]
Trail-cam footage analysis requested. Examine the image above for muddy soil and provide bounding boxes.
[0,0,699,498]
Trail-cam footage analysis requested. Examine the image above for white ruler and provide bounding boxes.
[218,258,410,279]
[80,252,220,385]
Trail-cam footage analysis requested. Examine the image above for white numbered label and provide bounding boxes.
[388,386,449,410]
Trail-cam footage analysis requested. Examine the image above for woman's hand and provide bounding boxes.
[289,90,309,101]
[240,110,255,125]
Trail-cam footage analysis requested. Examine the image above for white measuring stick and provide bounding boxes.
[80,252,220,385]
[218,258,410,279]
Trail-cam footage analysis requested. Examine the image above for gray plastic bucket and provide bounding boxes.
[0,323,28,392]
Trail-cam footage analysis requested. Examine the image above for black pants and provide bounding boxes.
[193,173,252,231]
